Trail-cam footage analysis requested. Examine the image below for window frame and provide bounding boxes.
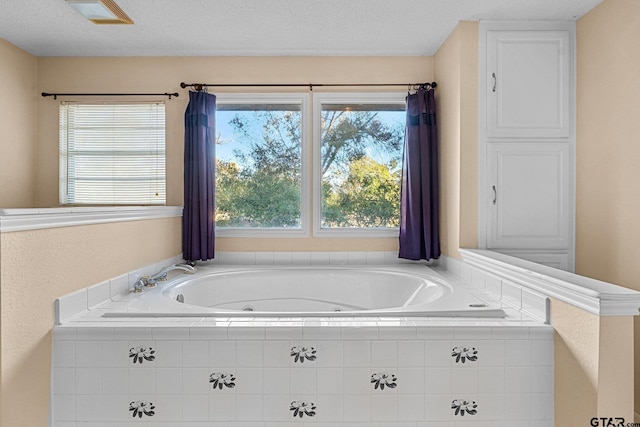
[214,92,310,238]
[59,101,167,206]
[312,92,406,237]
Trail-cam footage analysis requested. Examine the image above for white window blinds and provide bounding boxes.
[59,102,166,205]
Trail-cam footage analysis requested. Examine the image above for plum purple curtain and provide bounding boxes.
[399,88,440,261]
[182,91,216,262]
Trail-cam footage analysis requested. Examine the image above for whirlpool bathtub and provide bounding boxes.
[104,264,505,318]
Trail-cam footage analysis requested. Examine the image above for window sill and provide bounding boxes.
[0,206,183,233]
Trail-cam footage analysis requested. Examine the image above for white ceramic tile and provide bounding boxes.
[423,394,452,421]
[501,280,522,309]
[108,274,130,299]
[228,326,265,340]
[530,339,553,367]
[235,368,263,394]
[397,395,425,421]
[451,367,478,394]
[114,327,153,341]
[262,395,291,421]
[53,340,76,367]
[476,339,505,367]
[398,340,424,367]
[315,340,343,367]
[503,393,531,420]
[153,394,183,422]
[383,251,400,264]
[182,394,210,421]
[100,395,129,422]
[477,367,504,394]
[75,341,102,367]
[291,252,312,265]
[303,326,341,340]
[57,289,88,324]
[484,274,502,298]
[101,368,128,395]
[329,251,349,265]
[101,341,130,367]
[343,341,371,367]
[273,251,293,264]
[397,367,424,394]
[417,326,455,340]
[236,341,263,367]
[505,367,531,393]
[505,340,531,366]
[183,368,211,395]
[470,267,486,289]
[87,281,110,309]
[317,368,343,394]
[477,393,505,421]
[255,252,274,265]
[371,395,397,421]
[341,326,378,340]
[53,367,76,395]
[235,395,263,421]
[365,251,386,265]
[454,327,491,340]
[262,368,290,394]
[234,252,257,264]
[315,394,344,422]
[310,251,331,265]
[75,395,101,421]
[183,341,210,367]
[53,394,76,421]
[343,367,371,394]
[378,326,417,340]
[530,393,554,420]
[424,368,451,394]
[265,326,303,340]
[342,395,371,422]
[289,367,316,394]
[521,288,549,322]
[156,367,183,394]
[128,367,156,395]
[153,341,183,367]
[262,341,290,368]
[76,326,115,341]
[424,340,452,367]
[153,327,191,340]
[371,341,398,367]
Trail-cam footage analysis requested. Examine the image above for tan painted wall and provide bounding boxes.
[0,218,182,427]
[36,56,433,252]
[433,21,478,259]
[0,39,37,207]
[576,0,640,415]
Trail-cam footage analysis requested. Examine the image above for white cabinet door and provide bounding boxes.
[487,143,571,249]
[487,29,571,138]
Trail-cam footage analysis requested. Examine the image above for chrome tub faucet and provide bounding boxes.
[132,263,196,292]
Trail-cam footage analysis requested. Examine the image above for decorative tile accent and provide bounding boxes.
[290,346,317,363]
[129,400,155,418]
[451,399,478,417]
[370,372,397,390]
[209,372,236,390]
[290,400,316,418]
[129,346,155,364]
[451,346,478,363]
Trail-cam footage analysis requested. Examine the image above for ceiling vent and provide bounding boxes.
[66,0,133,24]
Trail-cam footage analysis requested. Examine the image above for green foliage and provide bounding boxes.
[215,108,403,228]
[322,157,401,228]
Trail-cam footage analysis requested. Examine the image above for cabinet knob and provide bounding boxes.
[492,73,497,93]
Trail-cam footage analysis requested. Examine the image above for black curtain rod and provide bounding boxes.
[41,92,179,100]
[180,82,436,92]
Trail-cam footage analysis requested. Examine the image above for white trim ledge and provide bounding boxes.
[460,248,640,317]
[0,206,183,233]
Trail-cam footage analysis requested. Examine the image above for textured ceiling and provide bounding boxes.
[0,0,603,57]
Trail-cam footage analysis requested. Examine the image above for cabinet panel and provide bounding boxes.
[487,143,571,249]
[487,30,571,138]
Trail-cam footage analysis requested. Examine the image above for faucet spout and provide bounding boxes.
[149,263,197,283]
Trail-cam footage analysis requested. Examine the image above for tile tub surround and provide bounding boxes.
[51,320,553,426]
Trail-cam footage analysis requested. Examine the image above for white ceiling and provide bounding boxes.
[0,0,603,57]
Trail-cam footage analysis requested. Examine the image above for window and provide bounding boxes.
[313,93,406,236]
[214,94,309,236]
[59,102,166,205]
